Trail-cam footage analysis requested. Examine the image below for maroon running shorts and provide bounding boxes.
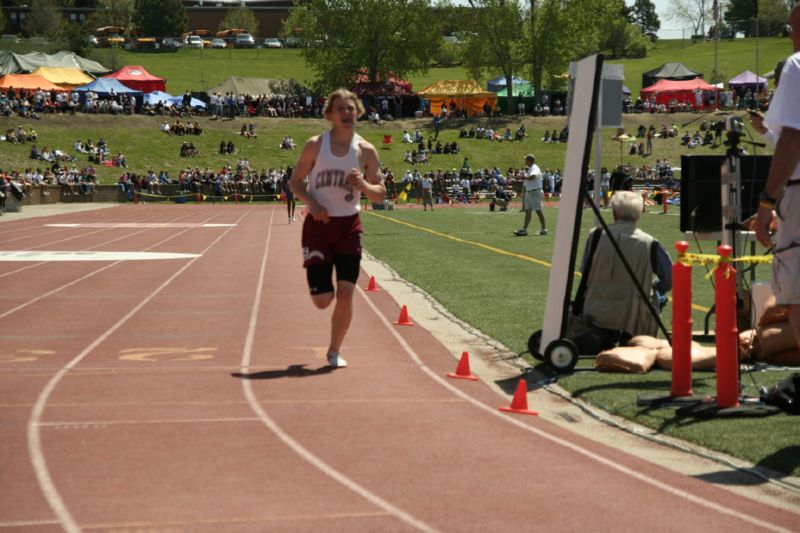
[302,213,363,267]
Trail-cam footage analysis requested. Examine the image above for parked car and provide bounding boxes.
[88,35,99,47]
[185,35,203,49]
[211,38,227,49]
[284,37,303,48]
[235,33,256,48]
[161,37,181,50]
[262,37,282,49]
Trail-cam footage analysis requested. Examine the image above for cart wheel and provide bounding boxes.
[544,339,578,374]
[528,330,543,361]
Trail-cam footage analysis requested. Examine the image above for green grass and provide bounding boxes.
[79,35,793,97]
[0,111,775,185]
[360,206,800,476]
[3,35,797,476]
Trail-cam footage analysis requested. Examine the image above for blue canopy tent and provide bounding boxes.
[74,76,141,95]
[487,75,527,92]
[73,77,142,108]
[169,95,206,109]
[143,90,175,107]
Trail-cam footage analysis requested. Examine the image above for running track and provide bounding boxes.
[1,205,798,532]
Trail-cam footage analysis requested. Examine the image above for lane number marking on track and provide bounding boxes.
[118,347,217,362]
[0,349,56,364]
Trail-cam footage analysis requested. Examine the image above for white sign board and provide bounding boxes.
[540,54,604,353]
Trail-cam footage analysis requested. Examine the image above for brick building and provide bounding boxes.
[1,1,293,39]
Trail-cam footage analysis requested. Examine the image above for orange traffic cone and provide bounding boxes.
[499,379,539,415]
[366,276,381,292]
[394,305,414,326]
[447,351,478,381]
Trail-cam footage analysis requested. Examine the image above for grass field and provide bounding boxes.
[359,205,800,476]
[80,35,795,97]
[3,35,798,477]
[0,111,775,186]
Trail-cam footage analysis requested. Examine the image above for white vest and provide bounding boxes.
[307,131,362,217]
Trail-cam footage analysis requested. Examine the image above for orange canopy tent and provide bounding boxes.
[0,73,66,92]
[418,80,496,116]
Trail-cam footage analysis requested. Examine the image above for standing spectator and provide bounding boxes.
[421,172,434,210]
[514,154,547,236]
[289,88,386,369]
[753,4,800,343]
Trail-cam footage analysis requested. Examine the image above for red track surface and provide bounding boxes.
[1,205,798,532]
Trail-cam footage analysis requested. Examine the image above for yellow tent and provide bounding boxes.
[418,80,497,117]
[30,66,94,87]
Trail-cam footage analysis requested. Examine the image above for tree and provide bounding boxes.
[527,0,630,95]
[133,0,187,37]
[666,0,711,36]
[282,0,442,94]
[89,0,135,31]
[218,5,259,35]
[631,0,660,40]
[460,0,527,114]
[725,0,789,37]
[61,19,91,55]
[23,0,63,38]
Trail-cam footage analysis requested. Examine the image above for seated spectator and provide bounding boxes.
[575,191,671,343]
[542,130,551,143]
[404,149,413,164]
[226,140,235,154]
[681,131,691,145]
[193,121,203,135]
[220,140,227,154]
[489,187,509,212]
[280,136,296,150]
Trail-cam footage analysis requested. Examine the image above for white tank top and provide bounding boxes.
[308,131,362,217]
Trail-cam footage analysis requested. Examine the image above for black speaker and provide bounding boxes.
[680,155,772,233]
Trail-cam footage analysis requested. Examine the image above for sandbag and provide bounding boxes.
[655,344,716,371]
[627,335,669,350]
[757,321,798,358]
[764,349,800,367]
[596,346,657,373]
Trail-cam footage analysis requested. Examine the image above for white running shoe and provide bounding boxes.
[513,229,528,236]
[292,216,296,222]
[288,216,292,224]
[326,352,348,368]
[538,229,548,235]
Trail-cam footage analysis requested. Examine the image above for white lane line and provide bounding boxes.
[46,223,236,228]
[356,288,794,533]
[0,251,201,261]
[27,213,248,533]
[239,209,436,533]
[0,212,228,320]
[0,211,202,279]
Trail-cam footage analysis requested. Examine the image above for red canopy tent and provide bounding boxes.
[640,77,719,111]
[103,65,166,93]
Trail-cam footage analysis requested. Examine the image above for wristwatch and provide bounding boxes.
[759,191,777,209]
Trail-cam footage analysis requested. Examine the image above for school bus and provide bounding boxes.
[95,26,127,48]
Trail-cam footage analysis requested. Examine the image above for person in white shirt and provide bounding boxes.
[421,173,434,210]
[514,154,547,236]
[752,3,800,342]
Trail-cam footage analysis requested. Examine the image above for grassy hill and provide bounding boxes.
[83,35,794,96]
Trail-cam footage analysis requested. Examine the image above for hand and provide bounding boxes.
[346,168,366,190]
[749,112,767,135]
[308,201,329,223]
[755,205,775,248]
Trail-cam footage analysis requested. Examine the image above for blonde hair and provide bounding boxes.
[323,88,364,118]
